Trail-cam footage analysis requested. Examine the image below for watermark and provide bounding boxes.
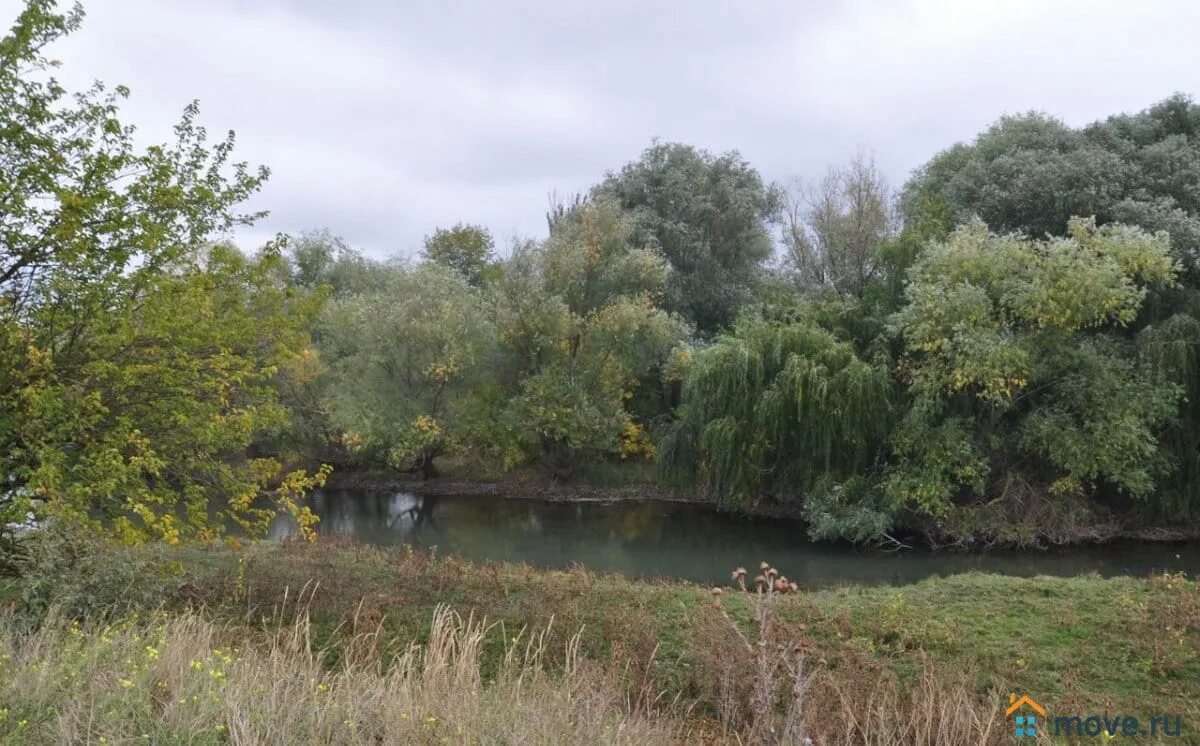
[1007,693,1184,739]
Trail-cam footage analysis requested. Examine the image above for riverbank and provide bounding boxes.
[2,538,1197,743]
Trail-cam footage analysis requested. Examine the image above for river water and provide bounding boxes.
[267,489,1200,587]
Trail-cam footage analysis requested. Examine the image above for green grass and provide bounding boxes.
[804,573,1200,714]
[5,540,1199,742]
[120,544,1200,716]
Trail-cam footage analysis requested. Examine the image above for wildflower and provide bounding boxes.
[189,660,204,671]
[118,679,134,688]
[710,586,724,608]
[145,646,159,660]
[731,567,747,588]
[316,683,330,693]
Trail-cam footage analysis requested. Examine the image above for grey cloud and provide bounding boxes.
[6,0,1199,256]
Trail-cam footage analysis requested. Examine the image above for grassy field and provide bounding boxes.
[1,537,1198,743]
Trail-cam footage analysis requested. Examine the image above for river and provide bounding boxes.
[267,489,1200,587]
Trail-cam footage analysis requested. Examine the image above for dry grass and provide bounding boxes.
[0,596,691,745]
[698,563,1007,746]
[6,538,1199,744]
[810,657,1004,745]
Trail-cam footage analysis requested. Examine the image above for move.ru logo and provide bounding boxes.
[1006,692,1184,738]
[1006,694,1045,738]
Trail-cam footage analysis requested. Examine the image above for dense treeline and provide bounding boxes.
[4,0,1200,556]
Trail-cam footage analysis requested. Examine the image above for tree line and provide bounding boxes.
[4,0,1200,554]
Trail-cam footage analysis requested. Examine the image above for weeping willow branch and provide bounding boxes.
[658,318,894,506]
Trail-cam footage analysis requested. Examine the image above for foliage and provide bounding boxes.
[322,262,494,477]
[895,94,1200,529]
[781,152,899,296]
[902,94,1200,276]
[659,317,893,507]
[284,229,389,298]
[421,222,496,286]
[13,524,188,622]
[264,231,392,465]
[889,218,1180,517]
[489,200,688,478]
[595,141,782,334]
[0,1,325,552]
[801,476,897,543]
[1137,307,1200,518]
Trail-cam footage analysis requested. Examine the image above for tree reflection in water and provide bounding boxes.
[269,490,1200,587]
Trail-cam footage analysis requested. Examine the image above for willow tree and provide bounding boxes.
[659,318,894,514]
[1137,307,1200,519]
[595,141,781,334]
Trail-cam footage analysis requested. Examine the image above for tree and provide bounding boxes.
[900,96,1200,522]
[595,141,781,334]
[490,200,689,478]
[889,218,1179,522]
[0,1,324,556]
[781,152,898,296]
[658,318,894,513]
[285,229,388,298]
[265,231,394,464]
[421,222,495,286]
[322,263,493,478]
[902,95,1200,276]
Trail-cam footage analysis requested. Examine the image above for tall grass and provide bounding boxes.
[0,601,688,744]
[700,563,1006,745]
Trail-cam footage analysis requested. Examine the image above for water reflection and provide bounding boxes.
[270,490,1200,587]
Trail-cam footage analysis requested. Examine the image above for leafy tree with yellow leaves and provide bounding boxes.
[489,199,689,479]
[0,1,326,562]
[889,218,1180,520]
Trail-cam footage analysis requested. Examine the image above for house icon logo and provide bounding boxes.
[1006,694,1046,738]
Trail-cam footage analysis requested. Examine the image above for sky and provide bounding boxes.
[9,0,1200,258]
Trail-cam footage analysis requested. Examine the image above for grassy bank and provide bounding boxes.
[2,538,1198,743]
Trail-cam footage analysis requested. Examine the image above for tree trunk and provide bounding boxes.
[416,450,438,480]
[539,435,574,483]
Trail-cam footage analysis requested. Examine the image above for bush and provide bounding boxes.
[802,477,896,543]
[14,525,187,623]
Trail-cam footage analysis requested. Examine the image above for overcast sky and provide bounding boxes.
[9,0,1200,257]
